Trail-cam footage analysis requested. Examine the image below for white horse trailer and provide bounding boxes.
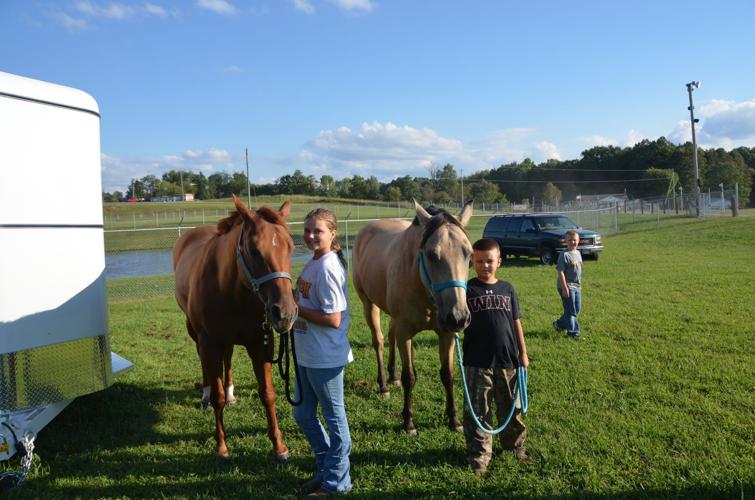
[0,71,133,476]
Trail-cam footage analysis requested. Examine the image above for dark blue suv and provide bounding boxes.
[482,214,603,265]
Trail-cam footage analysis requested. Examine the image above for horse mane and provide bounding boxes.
[217,211,242,234]
[216,206,287,234]
[412,205,468,247]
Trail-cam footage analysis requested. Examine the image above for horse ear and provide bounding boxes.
[278,201,292,220]
[232,194,254,220]
[458,199,474,227]
[413,199,431,226]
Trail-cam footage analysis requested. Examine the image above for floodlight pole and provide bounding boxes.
[245,148,251,207]
[686,81,701,216]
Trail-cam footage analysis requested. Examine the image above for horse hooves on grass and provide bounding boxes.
[389,379,402,387]
[379,390,390,400]
[226,396,238,406]
[201,399,210,410]
[215,451,230,461]
[406,428,418,436]
[274,450,290,463]
[453,425,464,433]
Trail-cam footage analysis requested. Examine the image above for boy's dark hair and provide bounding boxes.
[472,238,500,252]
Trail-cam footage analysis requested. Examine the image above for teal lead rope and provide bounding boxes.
[454,333,528,435]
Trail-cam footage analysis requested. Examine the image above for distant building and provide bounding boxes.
[151,193,194,202]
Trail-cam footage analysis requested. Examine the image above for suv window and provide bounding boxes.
[535,216,578,230]
[506,218,522,233]
[520,218,536,233]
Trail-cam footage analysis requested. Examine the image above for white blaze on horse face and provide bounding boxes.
[272,234,277,247]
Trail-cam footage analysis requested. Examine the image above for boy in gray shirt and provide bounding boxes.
[553,230,583,338]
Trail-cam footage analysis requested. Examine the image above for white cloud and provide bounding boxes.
[291,0,315,14]
[65,1,170,22]
[579,134,616,147]
[330,0,375,12]
[144,3,168,16]
[56,13,88,30]
[535,141,561,161]
[197,0,237,15]
[624,129,645,147]
[101,148,237,193]
[74,2,135,19]
[667,98,755,148]
[297,122,557,180]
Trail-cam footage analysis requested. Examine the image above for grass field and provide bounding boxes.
[4,216,754,499]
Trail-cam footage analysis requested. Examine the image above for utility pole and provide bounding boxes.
[180,170,185,199]
[686,81,701,216]
[460,168,464,206]
[245,148,251,207]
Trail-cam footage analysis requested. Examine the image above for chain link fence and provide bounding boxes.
[105,194,742,301]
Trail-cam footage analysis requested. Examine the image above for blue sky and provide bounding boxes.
[3,0,755,193]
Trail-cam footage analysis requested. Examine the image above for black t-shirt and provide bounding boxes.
[462,278,521,369]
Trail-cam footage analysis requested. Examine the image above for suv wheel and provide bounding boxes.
[539,246,556,265]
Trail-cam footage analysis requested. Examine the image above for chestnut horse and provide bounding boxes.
[353,200,473,434]
[173,195,297,459]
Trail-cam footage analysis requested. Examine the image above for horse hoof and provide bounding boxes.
[226,396,238,406]
[406,428,418,436]
[215,451,230,460]
[390,379,402,387]
[453,425,464,433]
[201,399,210,410]
[379,390,390,400]
[274,450,290,463]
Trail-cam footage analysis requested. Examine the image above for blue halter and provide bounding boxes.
[417,252,467,299]
[236,221,292,293]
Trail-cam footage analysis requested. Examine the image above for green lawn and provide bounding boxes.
[4,216,754,498]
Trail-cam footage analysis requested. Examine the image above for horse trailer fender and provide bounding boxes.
[0,71,133,462]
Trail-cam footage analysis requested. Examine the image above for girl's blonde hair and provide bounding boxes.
[305,208,347,270]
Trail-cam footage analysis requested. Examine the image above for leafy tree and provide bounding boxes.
[319,175,337,197]
[468,179,501,204]
[208,172,233,198]
[384,186,402,202]
[541,182,562,207]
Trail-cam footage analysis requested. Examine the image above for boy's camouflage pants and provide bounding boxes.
[462,365,526,470]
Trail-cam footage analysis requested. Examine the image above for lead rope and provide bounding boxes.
[0,431,36,492]
[280,330,303,406]
[454,334,528,435]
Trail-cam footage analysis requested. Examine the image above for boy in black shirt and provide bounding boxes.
[462,238,530,476]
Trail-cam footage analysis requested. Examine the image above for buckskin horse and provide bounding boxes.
[173,195,297,459]
[352,200,473,434]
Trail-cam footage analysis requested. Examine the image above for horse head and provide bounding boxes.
[413,199,474,333]
[232,195,298,333]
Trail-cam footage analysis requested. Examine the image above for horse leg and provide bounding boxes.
[224,345,237,405]
[364,302,389,397]
[387,318,400,387]
[199,339,229,458]
[439,331,462,432]
[396,322,417,435]
[248,345,289,462]
[187,320,211,409]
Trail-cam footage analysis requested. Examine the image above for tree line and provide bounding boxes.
[103,138,754,207]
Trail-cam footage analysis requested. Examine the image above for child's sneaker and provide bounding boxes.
[552,320,562,333]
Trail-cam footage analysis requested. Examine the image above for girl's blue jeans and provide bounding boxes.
[557,287,582,336]
[293,365,352,494]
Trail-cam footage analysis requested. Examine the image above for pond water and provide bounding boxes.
[106,247,329,279]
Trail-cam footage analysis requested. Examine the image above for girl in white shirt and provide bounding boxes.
[293,208,353,497]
